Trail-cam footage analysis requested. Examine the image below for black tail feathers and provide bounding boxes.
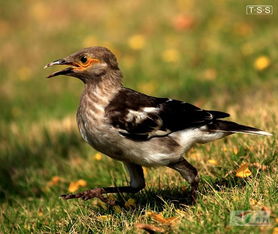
[207,120,272,136]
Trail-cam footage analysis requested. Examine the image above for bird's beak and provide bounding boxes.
[44,59,77,78]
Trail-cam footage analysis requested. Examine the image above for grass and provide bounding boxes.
[0,0,277,233]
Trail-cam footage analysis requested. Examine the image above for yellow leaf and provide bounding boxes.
[96,200,108,210]
[124,198,136,209]
[254,56,271,71]
[97,215,112,221]
[68,181,79,193]
[222,146,228,152]
[249,198,258,206]
[236,163,252,178]
[128,34,145,50]
[161,49,179,63]
[188,151,202,160]
[208,159,218,166]
[233,147,238,154]
[273,227,278,234]
[47,176,62,187]
[77,179,87,187]
[94,152,102,161]
[38,211,43,217]
[113,205,122,213]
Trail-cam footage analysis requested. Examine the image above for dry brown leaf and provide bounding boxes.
[251,162,268,171]
[147,212,179,225]
[235,163,252,178]
[135,223,165,233]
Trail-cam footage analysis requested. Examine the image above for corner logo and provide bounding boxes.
[246,5,273,15]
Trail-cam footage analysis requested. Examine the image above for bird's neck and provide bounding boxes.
[83,69,123,106]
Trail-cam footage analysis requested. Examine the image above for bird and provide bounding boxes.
[44,46,271,203]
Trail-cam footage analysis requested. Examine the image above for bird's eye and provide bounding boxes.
[80,56,88,64]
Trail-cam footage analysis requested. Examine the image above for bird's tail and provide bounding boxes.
[207,120,272,136]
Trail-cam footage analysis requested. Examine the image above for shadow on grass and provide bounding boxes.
[101,176,251,212]
[0,129,84,202]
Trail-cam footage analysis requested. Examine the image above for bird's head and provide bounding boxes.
[44,46,119,82]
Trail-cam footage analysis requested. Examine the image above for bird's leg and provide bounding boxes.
[61,163,145,204]
[168,159,199,200]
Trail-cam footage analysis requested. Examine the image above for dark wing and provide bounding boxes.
[105,88,229,141]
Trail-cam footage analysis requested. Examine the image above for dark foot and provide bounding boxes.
[168,159,199,203]
[60,188,115,205]
[190,181,199,202]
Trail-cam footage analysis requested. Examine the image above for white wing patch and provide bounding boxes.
[125,109,149,123]
[125,107,159,124]
[142,107,159,113]
[122,107,171,138]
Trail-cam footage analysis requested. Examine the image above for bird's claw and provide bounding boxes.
[60,188,116,205]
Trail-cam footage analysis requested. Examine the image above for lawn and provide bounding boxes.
[0,0,277,233]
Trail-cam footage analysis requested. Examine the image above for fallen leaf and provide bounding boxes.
[96,200,108,210]
[233,147,239,154]
[124,198,136,209]
[188,151,202,160]
[135,223,165,233]
[208,159,218,166]
[236,163,252,178]
[68,181,79,193]
[38,211,43,217]
[254,56,271,71]
[68,179,87,192]
[47,176,62,187]
[222,146,228,152]
[128,34,145,50]
[97,215,112,221]
[249,198,258,206]
[251,162,268,171]
[94,152,102,160]
[107,194,116,202]
[161,49,180,63]
[272,227,278,234]
[113,205,122,213]
[77,179,87,187]
[147,212,179,225]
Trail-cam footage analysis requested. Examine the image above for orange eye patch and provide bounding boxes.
[74,58,101,70]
